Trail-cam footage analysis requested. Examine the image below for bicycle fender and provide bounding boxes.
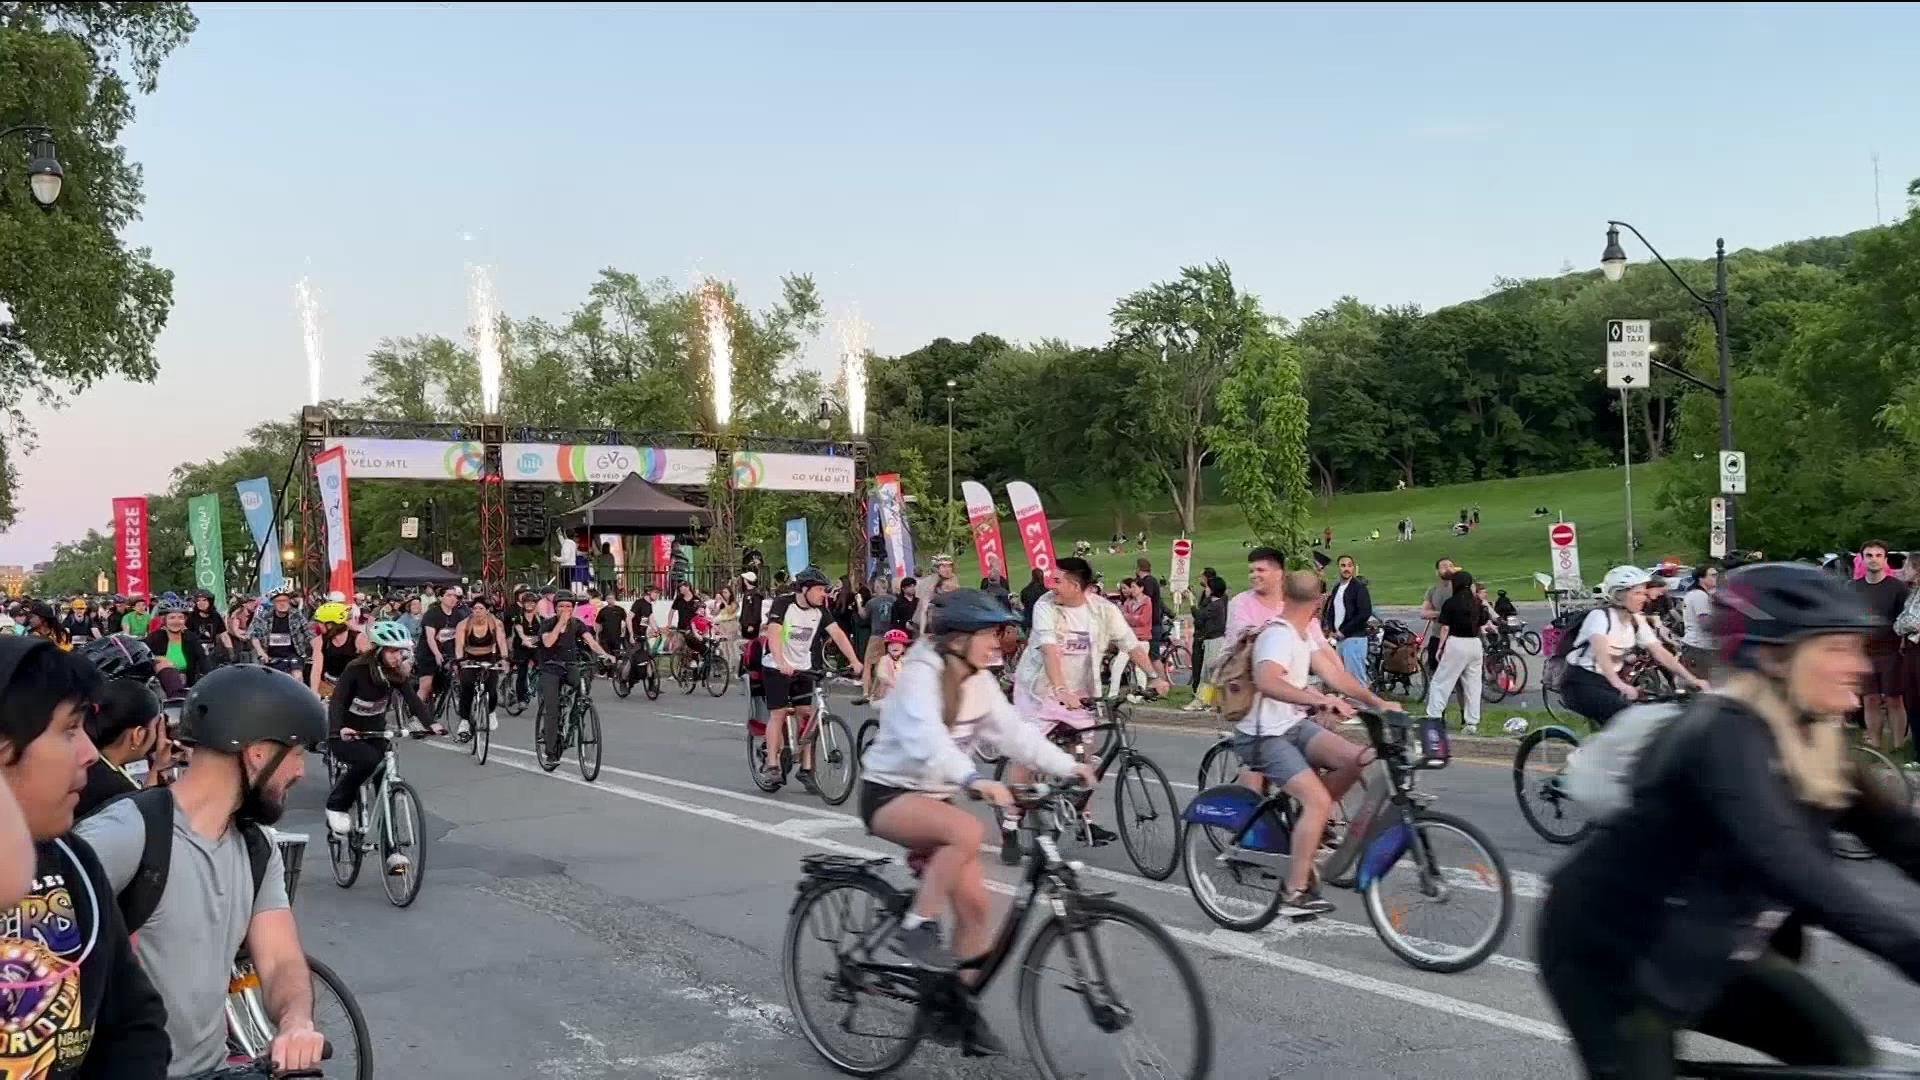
[1356,820,1413,890]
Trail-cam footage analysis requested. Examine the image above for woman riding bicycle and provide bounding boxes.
[307,601,364,699]
[452,596,509,740]
[859,589,1095,1057]
[324,620,442,860]
[1539,562,1920,1078]
[1562,566,1704,727]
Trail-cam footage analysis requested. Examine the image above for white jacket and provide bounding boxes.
[1013,591,1140,703]
[863,642,1078,794]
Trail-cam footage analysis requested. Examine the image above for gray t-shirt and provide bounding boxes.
[75,799,289,1077]
[1424,582,1452,621]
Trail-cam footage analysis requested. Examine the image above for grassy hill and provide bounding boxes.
[981,462,1689,605]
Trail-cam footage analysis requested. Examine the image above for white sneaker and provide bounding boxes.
[456,719,472,738]
[1180,700,1207,713]
[325,810,351,835]
[385,853,410,875]
[487,711,498,731]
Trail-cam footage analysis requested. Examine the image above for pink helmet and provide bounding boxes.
[883,629,910,645]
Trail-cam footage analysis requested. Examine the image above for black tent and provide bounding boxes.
[557,472,715,535]
[355,548,460,589]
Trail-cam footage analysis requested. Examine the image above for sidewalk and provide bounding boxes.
[1131,702,1520,764]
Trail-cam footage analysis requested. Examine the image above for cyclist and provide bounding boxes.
[452,595,509,740]
[121,595,153,639]
[184,589,231,667]
[249,588,309,675]
[416,584,467,712]
[1561,566,1705,726]
[77,678,174,817]
[142,598,203,696]
[860,590,1094,1055]
[307,600,364,699]
[507,590,543,704]
[325,621,441,845]
[76,665,330,1077]
[758,566,865,790]
[61,595,99,644]
[1539,562,1920,1078]
[536,595,615,768]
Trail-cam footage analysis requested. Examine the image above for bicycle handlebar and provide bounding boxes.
[249,1037,332,1078]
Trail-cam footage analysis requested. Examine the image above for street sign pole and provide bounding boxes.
[1621,389,1634,558]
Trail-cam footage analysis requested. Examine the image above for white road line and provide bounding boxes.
[658,712,744,728]
[470,741,848,822]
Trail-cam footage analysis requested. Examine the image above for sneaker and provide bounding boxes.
[1085,823,1119,847]
[761,765,786,789]
[1280,887,1336,918]
[407,718,429,737]
[487,711,499,731]
[325,810,351,835]
[1180,700,1208,713]
[850,696,869,706]
[794,768,820,795]
[889,921,957,972]
[455,719,472,742]
[385,852,410,875]
[999,826,1023,866]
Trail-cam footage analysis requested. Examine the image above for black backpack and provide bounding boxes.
[1545,607,1611,688]
[115,787,272,933]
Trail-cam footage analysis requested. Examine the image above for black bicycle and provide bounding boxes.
[453,659,502,765]
[782,779,1212,1078]
[674,640,731,696]
[536,660,603,782]
[1514,682,1693,845]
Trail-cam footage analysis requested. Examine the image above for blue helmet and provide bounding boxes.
[929,589,1020,635]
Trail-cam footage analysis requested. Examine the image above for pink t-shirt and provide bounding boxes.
[1224,590,1329,650]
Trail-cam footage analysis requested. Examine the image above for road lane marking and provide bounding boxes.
[658,712,744,728]
[475,741,849,822]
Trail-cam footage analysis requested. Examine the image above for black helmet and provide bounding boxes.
[1712,562,1881,669]
[793,565,831,590]
[930,589,1021,635]
[80,634,156,681]
[176,665,328,752]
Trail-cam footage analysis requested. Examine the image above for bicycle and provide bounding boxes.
[325,722,427,908]
[749,669,856,806]
[1481,628,1529,704]
[228,831,372,1079]
[782,779,1213,1079]
[990,693,1182,880]
[673,639,731,696]
[452,660,503,766]
[1514,683,1694,845]
[1183,709,1514,972]
[1195,712,1367,850]
[535,659,603,782]
[500,659,532,716]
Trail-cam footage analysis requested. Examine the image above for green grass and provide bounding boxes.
[985,462,1688,605]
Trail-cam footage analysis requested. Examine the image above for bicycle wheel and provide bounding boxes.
[1498,652,1529,698]
[327,820,362,889]
[502,676,527,717]
[812,715,857,806]
[675,655,698,693]
[1163,644,1192,679]
[644,667,661,700]
[576,700,603,783]
[1196,737,1243,793]
[1834,744,1912,859]
[782,876,925,1076]
[612,670,632,699]
[1018,895,1213,1080]
[1512,726,1592,845]
[1180,811,1287,932]
[749,727,782,792]
[306,954,374,1080]
[1363,809,1513,973]
[1115,754,1181,880]
[476,685,493,766]
[855,718,878,765]
[1481,654,1510,704]
[381,781,426,908]
[1518,630,1542,656]
[705,658,731,697]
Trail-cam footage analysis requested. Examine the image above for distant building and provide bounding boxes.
[0,565,26,597]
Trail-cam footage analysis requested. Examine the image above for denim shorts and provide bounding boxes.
[1230,725,1325,786]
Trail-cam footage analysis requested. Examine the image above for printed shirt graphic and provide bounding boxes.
[762,596,826,671]
[0,852,94,1078]
[1034,602,1097,696]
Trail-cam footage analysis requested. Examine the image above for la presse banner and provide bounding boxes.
[960,481,1008,582]
[785,518,810,575]
[1005,481,1058,587]
[112,497,149,597]
[187,494,227,613]
[233,477,286,597]
[873,474,914,583]
[313,446,356,597]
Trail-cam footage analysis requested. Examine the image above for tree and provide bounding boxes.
[1207,327,1311,551]
[0,2,196,524]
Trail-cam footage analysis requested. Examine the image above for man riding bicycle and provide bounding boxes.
[324,621,443,856]
[1561,566,1705,727]
[758,566,864,791]
[1540,562,1920,1078]
[536,595,614,768]
[248,589,308,676]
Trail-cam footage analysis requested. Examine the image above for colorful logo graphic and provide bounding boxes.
[637,448,670,483]
[0,874,90,1077]
[516,451,544,475]
[732,452,764,489]
[238,490,263,512]
[443,442,484,480]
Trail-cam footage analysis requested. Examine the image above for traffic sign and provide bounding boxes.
[1606,319,1651,390]
[1169,538,1192,593]
[1709,497,1728,558]
[401,517,419,539]
[1718,450,1747,495]
[440,551,455,568]
[1548,523,1582,592]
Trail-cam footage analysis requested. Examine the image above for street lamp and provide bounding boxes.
[945,380,957,555]
[1599,220,1737,551]
[816,397,834,432]
[2,125,64,208]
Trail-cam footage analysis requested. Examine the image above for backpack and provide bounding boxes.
[114,787,273,934]
[1544,607,1609,689]
[1560,702,1686,819]
[1213,624,1273,728]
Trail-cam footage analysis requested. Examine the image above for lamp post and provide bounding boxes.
[944,380,957,555]
[1,125,64,208]
[1600,222,1737,552]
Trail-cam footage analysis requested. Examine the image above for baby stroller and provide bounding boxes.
[1368,618,1424,698]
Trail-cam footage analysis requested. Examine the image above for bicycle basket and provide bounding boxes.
[1383,642,1421,675]
[1181,784,1287,852]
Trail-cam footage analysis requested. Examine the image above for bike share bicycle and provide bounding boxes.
[783,778,1212,1079]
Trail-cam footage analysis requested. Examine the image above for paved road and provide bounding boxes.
[277,677,1920,1078]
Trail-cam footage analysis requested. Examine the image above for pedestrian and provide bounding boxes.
[1680,563,1719,678]
[1471,504,1481,528]
[891,578,921,641]
[1322,554,1373,688]
[737,571,767,649]
[855,577,895,704]
[1419,558,1457,674]
[1322,525,1334,549]
[1896,558,1920,722]
[1134,557,1167,665]
[1183,575,1229,712]
[1019,569,1047,637]
[1855,540,1910,755]
[1425,569,1488,732]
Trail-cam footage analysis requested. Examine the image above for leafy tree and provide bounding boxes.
[1207,327,1311,551]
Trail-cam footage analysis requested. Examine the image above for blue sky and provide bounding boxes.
[5,1,1918,564]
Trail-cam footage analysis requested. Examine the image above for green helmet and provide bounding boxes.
[366,620,413,650]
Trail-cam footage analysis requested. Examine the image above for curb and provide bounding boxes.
[1130,705,1520,765]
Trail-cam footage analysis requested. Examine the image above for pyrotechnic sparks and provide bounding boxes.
[467,263,502,415]
[835,308,870,437]
[701,278,733,428]
[294,277,325,405]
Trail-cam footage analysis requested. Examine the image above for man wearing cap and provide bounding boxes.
[738,571,767,647]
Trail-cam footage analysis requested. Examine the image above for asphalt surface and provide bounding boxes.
[274,671,1920,1079]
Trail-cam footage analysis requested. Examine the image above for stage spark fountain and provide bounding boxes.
[467,262,502,414]
[835,308,870,437]
[294,277,325,405]
[700,278,732,428]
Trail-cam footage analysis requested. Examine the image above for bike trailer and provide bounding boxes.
[1180,783,1288,852]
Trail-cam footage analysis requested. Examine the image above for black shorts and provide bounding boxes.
[415,644,445,678]
[1865,650,1904,699]
[762,668,816,710]
[859,781,945,831]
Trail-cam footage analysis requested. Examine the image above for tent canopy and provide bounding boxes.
[557,472,715,536]
[355,548,460,589]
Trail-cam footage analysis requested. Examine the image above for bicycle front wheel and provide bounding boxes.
[1834,744,1913,859]
[783,876,924,1076]
[1115,754,1181,880]
[476,687,492,766]
[1018,895,1213,1080]
[705,659,731,696]
[1362,809,1513,973]
[675,657,698,693]
[854,718,878,766]
[307,953,374,1080]
[813,714,857,806]
[1513,726,1591,845]
[1481,655,1510,704]
[1518,630,1542,656]
[576,701,603,782]
[327,822,362,889]
[1180,812,1286,932]
[381,781,426,908]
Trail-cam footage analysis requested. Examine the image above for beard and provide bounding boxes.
[238,780,289,826]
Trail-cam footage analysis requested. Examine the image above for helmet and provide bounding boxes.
[1600,565,1653,601]
[69,598,87,612]
[327,590,347,603]
[1713,562,1881,669]
[929,589,1021,635]
[270,586,295,600]
[80,634,156,681]
[313,601,351,625]
[882,629,910,645]
[176,665,328,752]
[793,566,831,590]
[366,620,413,650]
[154,598,188,616]
[932,553,954,566]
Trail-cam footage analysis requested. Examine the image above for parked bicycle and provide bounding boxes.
[1480,628,1529,704]
[749,669,856,805]
[1183,709,1513,972]
[325,722,426,908]
[536,659,603,782]
[782,779,1212,1079]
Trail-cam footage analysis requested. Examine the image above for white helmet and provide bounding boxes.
[1600,565,1653,602]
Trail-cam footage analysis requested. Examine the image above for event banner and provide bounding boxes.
[504,444,715,487]
[960,481,1008,582]
[233,477,286,597]
[112,497,149,597]
[313,446,356,597]
[322,438,485,481]
[732,451,855,494]
[187,494,228,613]
[873,474,914,583]
[1005,481,1058,587]
[784,518,810,575]
[651,534,673,592]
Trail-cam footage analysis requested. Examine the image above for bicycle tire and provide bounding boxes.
[1180,812,1287,932]
[1513,726,1591,845]
[1362,809,1513,973]
[501,677,526,717]
[577,700,603,783]
[782,876,925,1076]
[644,669,661,700]
[327,823,362,889]
[1518,630,1542,656]
[1017,895,1213,1080]
[1115,754,1181,880]
[476,685,493,766]
[705,658,731,697]
[306,953,374,1080]
[381,781,426,908]
[1499,652,1529,698]
[813,715,857,806]
[749,728,782,793]
[1834,744,1912,860]
[1196,737,1242,793]
[1481,654,1510,704]
[855,718,878,766]
[612,672,632,699]
[675,655,698,694]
